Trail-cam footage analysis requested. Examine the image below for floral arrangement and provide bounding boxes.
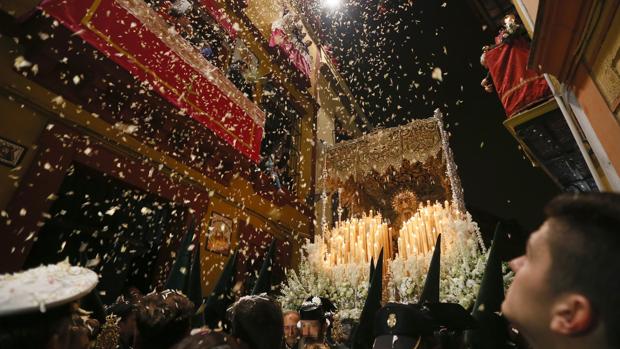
[389,204,488,308]
[390,203,514,308]
[278,202,514,319]
[278,241,369,320]
[388,229,486,308]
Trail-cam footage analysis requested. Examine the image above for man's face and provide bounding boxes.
[502,221,556,344]
[300,320,322,340]
[284,313,301,347]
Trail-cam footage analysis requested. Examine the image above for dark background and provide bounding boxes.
[315,0,558,244]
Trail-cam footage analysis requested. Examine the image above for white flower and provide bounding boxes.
[278,207,514,319]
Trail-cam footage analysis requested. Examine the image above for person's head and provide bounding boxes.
[68,307,100,349]
[171,331,249,349]
[283,311,300,347]
[502,193,620,349]
[118,310,136,346]
[299,319,322,341]
[371,303,438,349]
[298,297,335,342]
[228,295,284,349]
[67,321,91,349]
[303,344,330,349]
[106,296,137,347]
[0,262,98,349]
[125,286,144,304]
[134,290,194,349]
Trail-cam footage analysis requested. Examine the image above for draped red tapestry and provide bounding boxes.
[484,35,552,118]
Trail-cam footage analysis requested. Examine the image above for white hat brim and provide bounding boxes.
[0,261,99,316]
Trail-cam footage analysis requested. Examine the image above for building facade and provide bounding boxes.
[0,0,360,300]
[514,0,620,191]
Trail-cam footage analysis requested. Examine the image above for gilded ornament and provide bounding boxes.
[387,313,397,328]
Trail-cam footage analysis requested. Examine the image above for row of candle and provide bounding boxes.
[397,201,460,259]
[317,201,463,271]
[318,211,393,268]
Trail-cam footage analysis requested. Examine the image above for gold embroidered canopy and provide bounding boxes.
[324,110,464,226]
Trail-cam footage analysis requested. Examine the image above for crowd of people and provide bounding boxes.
[0,192,618,349]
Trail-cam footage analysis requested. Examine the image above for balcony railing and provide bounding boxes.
[143,0,310,194]
[40,0,266,162]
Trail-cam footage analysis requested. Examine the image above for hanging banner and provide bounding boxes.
[40,0,265,162]
[484,36,552,118]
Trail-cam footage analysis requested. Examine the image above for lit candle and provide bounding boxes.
[388,227,393,259]
[368,228,372,258]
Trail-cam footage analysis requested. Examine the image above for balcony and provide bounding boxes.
[39,0,266,163]
[21,0,315,206]
[504,99,598,192]
[138,0,307,199]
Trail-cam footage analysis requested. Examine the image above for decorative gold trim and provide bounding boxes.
[386,313,397,328]
[500,75,547,105]
[413,337,422,349]
[325,118,442,183]
[503,98,558,134]
[81,0,102,24]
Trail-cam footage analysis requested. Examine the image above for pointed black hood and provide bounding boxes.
[419,234,441,304]
[473,226,504,315]
[369,256,375,285]
[352,248,384,349]
[251,239,277,295]
[187,246,205,328]
[203,250,238,329]
[164,220,196,291]
[466,223,510,349]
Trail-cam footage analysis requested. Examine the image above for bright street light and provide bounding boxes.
[323,0,341,10]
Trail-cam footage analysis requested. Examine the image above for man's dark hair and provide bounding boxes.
[172,331,249,349]
[0,304,72,349]
[106,295,135,320]
[544,192,620,346]
[283,310,300,318]
[229,296,284,349]
[135,290,194,349]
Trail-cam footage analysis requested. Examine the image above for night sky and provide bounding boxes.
[314,0,558,240]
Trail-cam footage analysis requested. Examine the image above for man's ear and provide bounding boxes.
[549,294,595,336]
